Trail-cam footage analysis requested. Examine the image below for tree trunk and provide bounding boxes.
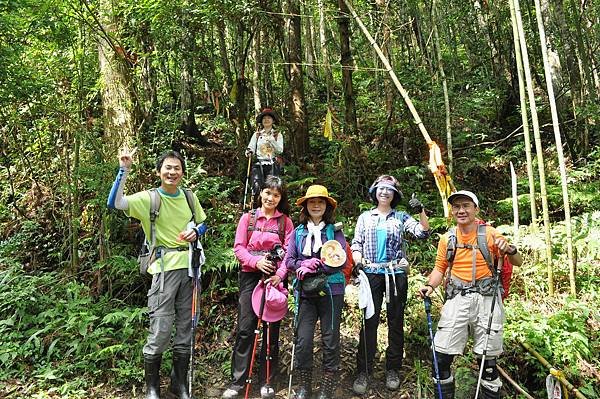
[288,0,309,159]
[431,0,452,174]
[180,2,203,142]
[251,29,262,114]
[304,3,318,84]
[534,0,577,296]
[512,0,554,295]
[217,19,233,93]
[509,0,538,225]
[319,0,334,102]
[410,3,431,70]
[232,21,252,148]
[571,0,597,154]
[473,0,503,80]
[375,0,394,115]
[97,0,140,147]
[337,0,358,133]
[138,21,157,129]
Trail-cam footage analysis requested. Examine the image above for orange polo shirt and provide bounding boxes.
[434,225,506,282]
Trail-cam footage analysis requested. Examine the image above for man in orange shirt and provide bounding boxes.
[419,191,522,398]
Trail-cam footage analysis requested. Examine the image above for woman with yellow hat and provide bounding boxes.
[284,185,350,399]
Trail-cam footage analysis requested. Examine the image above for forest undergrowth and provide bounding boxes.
[1,133,599,398]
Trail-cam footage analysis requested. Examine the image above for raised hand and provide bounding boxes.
[409,193,424,213]
[118,146,137,169]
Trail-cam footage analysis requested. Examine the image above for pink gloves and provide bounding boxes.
[296,258,321,280]
[300,258,321,271]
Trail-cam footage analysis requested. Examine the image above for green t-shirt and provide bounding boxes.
[125,188,206,274]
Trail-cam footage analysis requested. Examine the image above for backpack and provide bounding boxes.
[138,188,198,274]
[246,209,286,244]
[445,221,514,300]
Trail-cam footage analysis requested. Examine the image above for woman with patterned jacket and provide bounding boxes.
[351,175,430,395]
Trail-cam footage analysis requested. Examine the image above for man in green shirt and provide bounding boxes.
[108,148,206,399]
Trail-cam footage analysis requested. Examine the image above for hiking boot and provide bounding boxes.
[221,384,243,398]
[260,384,275,398]
[293,369,312,399]
[316,370,336,399]
[385,369,400,390]
[352,372,368,395]
[144,354,162,399]
[480,385,501,399]
[168,352,192,399]
[438,379,455,399]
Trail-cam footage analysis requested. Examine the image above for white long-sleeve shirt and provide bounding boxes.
[247,128,283,163]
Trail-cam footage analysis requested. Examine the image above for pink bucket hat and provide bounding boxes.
[251,281,289,323]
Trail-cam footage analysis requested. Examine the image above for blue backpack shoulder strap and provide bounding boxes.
[295,224,305,252]
[325,224,334,241]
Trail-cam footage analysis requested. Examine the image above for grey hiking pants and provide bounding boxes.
[143,268,193,356]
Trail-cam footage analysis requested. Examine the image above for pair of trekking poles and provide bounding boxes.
[242,141,280,211]
[244,275,276,399]
[189,226,207,398]
[423,257,504,399]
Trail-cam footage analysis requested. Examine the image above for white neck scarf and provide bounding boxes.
[302,221,325,257]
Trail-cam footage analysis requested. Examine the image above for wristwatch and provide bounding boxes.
[507,245,518,256]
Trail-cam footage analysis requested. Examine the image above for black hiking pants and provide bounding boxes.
[251,162,281,199]
[295,294,343,372]
[356,272,408,373]
[230,271,282,388]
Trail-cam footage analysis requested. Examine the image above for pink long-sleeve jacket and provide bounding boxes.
[233,208,294,280]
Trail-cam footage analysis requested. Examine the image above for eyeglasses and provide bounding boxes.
[451,203,475,211]
[376,186,394,193]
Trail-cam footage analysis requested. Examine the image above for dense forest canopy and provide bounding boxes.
[0,0,599,397]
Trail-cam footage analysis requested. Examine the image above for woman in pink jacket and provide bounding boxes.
[222,176,294,398]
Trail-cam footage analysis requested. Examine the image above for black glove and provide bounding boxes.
[409,193,424,213]
[352,262,364,278]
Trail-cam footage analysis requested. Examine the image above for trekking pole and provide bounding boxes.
[287,281,301,398]
[189,238,203,397]
[261,321,274,398]
[474,256,504,399]
[361,308,369,385]
[244,278,267,399]
[424,296,443,399]
[242,155,252,210]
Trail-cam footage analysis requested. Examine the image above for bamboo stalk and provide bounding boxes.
[520,341,588,399]
[510,162,519,240]
[511,0,554,295]
[508,0,537,226]
[341,0,432,145]
[497,365,534,399]
[532,0,577,296]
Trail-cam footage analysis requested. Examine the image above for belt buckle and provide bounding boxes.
[461,286,476,296]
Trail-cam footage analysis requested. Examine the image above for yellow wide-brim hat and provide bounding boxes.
[295,185,337,209]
